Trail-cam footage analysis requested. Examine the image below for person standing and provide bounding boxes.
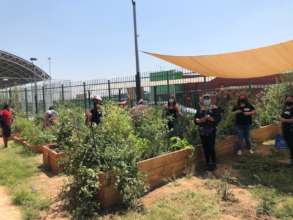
[86,95,103,126]
[165,96,180,131]
[280,95,293,166]
[233,95,256,156]
[0,103,13,148]
[194,94,221,171]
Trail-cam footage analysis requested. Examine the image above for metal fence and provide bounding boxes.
[0,69,271,116]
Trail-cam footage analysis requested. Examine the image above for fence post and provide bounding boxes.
[83,82,87,111]
[88,90,91,108]
[108,80,111,100]
[35,85,39,114]
[8,89,12,105]
[154,86,158,105]
[167,71,170,98]
[61,84,65,102]
[24,88,28,119]
[118,89,122,101]
[42,86,46,112]
[204,76,207,93]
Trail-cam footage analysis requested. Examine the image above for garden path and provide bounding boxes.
[0,139,22,220]
[0,187,22,220]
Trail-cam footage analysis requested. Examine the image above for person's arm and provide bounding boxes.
[207,108,221,124]
[194,111,206,125]
[232,106,242,114]
[280,117,293,123]
[244,104,256,116]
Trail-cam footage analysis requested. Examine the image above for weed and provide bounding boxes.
[217,170,237,202]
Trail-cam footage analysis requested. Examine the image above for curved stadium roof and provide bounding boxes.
[0,50,50,88]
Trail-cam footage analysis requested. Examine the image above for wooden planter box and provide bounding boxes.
[12,134,44,153]
[251,122,281,143]
[98,148,194,209]
[42,144,65,175]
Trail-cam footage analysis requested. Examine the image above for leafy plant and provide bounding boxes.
[62,103,148,219]
[134,106,169,159]
[169,136,192,151]
[256,73,293,126]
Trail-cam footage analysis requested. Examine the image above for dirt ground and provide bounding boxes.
[0,139,22,220]
[0,140,281,220]
[0,186,22,220]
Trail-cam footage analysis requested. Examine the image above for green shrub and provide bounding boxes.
[256,74,293,126]
[134,107,169,159]
[62,104,148,219]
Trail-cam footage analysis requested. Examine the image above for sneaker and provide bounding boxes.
[249,149,254,154]
[237,150,242,156]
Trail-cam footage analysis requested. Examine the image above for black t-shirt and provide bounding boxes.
[281,106,293,131]
[195,106,221,136]
[233,103,255,125]
[90,108,102,125]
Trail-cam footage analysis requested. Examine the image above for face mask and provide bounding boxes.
[169,99,175,103]
[203,99,211,106]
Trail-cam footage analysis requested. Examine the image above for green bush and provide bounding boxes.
[62,104,148,219]
[134,107,169,159]
[256,74,293,126]
[13,116,55,146]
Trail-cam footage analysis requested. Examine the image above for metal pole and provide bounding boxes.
[167,71,170,97]
[204,76,207,93]
[83,82,87,112]
[24,88,29,118]
[42,86,46,112]
[61,84,65,102]
[8,89,12,105]
[88,90,91,108]
[132,0,142,102]
[118,89,122,101]
[48,57,53,105]
[107,80,111,100]
[154,86,158,105]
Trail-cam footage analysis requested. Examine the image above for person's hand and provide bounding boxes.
[280,117,286,123]
[244,112,251,116]
[235,110,242,114]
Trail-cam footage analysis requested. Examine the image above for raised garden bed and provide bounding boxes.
[251,122,281,143]
[12,134,44,153]
[98,148,194,208]
[42,144,65,175]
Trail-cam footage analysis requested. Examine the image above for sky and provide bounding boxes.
[0,0,293,81]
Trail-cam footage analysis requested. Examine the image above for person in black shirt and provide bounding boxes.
[280,95,293,166]
[165,96,180,131]
[232,95,256,156]
[194,94,221,171]
[86,95,103,126]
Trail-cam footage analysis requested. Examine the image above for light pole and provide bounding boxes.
[30,57,38,114]
[131,0,142,102]
[48,57,53,106]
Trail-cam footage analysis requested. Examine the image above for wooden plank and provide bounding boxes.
[138,148,192,172]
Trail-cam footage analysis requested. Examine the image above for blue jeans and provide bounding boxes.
[235,124,251,151]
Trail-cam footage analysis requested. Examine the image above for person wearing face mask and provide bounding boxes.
[194,94,222,171]
[233,95,256,156]
[280,95,293,166]
[86,95,103,126]
[165,96,180,131]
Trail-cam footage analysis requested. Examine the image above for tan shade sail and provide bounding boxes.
[145,40,293,79]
